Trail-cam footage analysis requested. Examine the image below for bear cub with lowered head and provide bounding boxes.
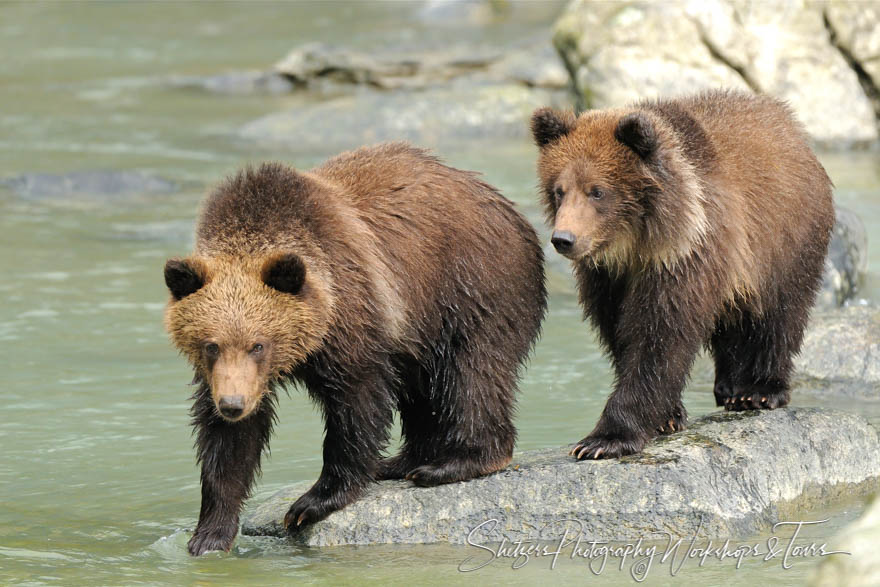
[164,143,546,555]
[531,90,833,461]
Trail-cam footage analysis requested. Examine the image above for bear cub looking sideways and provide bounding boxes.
[531,90,834,461]
[164,143,546,556]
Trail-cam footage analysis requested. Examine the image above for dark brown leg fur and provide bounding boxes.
[712,246,825,412]
[376,359,437,481]
[571,259,715,460]
[711,313,793,412]
[285,361,395,530]
[396,324,519,487]
[379,273,543,485]
[188,384,276,556]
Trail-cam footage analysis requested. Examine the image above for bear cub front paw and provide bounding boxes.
[187,524,237,556]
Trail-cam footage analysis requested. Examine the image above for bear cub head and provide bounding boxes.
[163,251,328,422]
[531,106,706,267]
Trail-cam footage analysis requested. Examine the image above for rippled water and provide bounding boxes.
[2,2,879,585]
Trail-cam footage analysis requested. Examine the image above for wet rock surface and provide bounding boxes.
[242,408,880,547]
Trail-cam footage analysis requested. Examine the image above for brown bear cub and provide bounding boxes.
[163,143,546,556]
[531,90,834,461]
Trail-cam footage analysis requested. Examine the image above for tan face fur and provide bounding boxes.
[533,107,712,270]
[164,253,330,422]
[535,110,654,266]
[548,162,638,262]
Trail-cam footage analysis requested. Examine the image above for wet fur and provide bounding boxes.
[166,143,546,554]
[533,90,834,459]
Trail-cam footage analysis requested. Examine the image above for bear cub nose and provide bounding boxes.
[551,230,576,254]
[218,395,245,419]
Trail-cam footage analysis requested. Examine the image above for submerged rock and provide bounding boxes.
[168,70,295,95]
[0,170,178,200]
[238,83,568,152]
[273,41,568,91]
[810,495,880,587]
[274,42,502,90]
[242,408,880,547]
[795,306,880,395]
[819,206,869,308]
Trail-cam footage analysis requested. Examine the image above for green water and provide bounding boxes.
[2,2,879,585]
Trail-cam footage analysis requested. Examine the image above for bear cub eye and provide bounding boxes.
[589,187,605,201]
[204,342,220,358]
[553,186,565,203]
[250,343,264,356]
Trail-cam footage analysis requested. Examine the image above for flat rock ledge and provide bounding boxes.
[242,408,880,547]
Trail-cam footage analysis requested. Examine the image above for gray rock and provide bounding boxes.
[819,207,869,307]
[1,170,178,200]
[824,2,880,121]
[553,1,749,109]
[688,0,877,148]
[795,306,880,395]
[810,495,880,587]
[242,408,880,546]
[238,83,568,152]
[553,0,879,147]
[168,70,295,95]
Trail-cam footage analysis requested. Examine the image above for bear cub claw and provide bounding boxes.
[715,381,790,412]
[284,489,349,530]
[656,407,687,435]
[570,434,647,460]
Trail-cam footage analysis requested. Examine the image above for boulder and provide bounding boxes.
[795,306,880,395]
[824,2,880,120]
[687,0,877,147]
[810,495,880,587]
[553,1,748,109]
[242,408,880,547]
[553,0,879,147]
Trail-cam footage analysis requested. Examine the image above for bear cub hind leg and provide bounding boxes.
[388,340,518,486]
[711,311,795,412]
[404,363,517,487]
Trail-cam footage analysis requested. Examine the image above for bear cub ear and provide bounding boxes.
[531,108,577,147]
[615,112,659,160]
[262,253,307,296]
[164,259,204,300]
